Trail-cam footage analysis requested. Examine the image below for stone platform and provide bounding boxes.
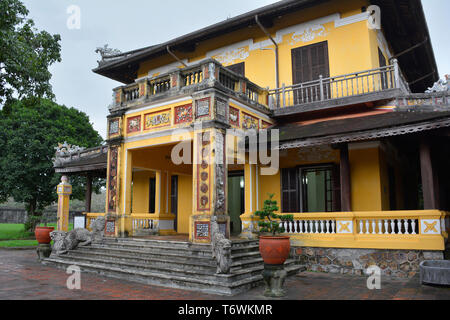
[42,237,303,296]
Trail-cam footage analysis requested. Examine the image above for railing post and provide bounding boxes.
[393,58,401,89]
[282,83,286,108]
[319,75,324,101]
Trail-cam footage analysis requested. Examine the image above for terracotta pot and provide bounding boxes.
[259,236,291,265]
[35,227,55,244]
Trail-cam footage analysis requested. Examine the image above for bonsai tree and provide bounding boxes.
[255,194,294,236]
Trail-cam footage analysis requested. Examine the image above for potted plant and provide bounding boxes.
[34,215,54,245]
[255,194,294,265]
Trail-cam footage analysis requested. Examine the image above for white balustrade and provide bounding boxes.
[282,219,337,235]
[132,218,154,231]
[357,219,419,235]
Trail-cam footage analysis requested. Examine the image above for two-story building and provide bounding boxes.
[53,0,449,281]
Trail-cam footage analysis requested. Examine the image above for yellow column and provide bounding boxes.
[57,176,72,232]
[240,162,259,239]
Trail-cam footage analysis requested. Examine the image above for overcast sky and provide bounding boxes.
[21,0,449,140]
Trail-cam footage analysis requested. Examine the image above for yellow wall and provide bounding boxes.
[131,170,154,214]
[177,174,193,234]
[136,0,375,90]
[349,147,383,211]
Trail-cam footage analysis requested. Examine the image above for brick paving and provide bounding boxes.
[0,249,449,301]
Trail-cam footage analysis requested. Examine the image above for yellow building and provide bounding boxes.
[55,0,449,277]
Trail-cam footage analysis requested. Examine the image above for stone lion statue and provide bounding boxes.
[211,216,232,274]
[50,216,106,256]
[50,229,92,256]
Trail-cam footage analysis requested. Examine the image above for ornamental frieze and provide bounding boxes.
[108,118,120,137]
[197,132,211,212]
[144,109,171,130]
[242,112,259,130]
[127,115,141,134]
[229,107,240,127]
[174,104,193,124]
[196,98,210,119]
[107,147,119,213]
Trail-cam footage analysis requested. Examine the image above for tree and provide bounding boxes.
[0,0,61,107]
[0,98,104,230]
[255,194,293,236]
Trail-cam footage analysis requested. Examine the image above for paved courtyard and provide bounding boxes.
[0,249,449,300]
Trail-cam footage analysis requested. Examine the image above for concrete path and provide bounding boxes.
[0,249,449,300]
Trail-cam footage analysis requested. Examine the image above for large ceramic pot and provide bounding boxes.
[35,227,55,245]
[259,236,291,265]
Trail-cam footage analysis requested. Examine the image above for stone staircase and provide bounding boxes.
[42,237,304,296]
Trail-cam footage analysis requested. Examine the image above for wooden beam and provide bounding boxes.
[340,144,351,212]
[85,174,93,213]
[419,138,439,209]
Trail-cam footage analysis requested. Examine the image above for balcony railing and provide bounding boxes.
[111,59,269,111]
[269,59,409,109]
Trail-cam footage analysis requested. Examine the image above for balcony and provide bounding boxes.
[110,59,269,113]
[270,59,410,117]
[110,59,410,117]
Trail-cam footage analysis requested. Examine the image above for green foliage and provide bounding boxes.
[0,0,61,107]
[0,98,103,231]
[255,194,294,236]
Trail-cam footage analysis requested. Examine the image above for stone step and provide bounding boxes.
[43,257,265,295]
[53,254,261,282]
[76,245,259,266]
[99,238,260,253]
[87,242,261,264]
[68,248,264,272]
[66,250,217,272]
[42,257,303,296]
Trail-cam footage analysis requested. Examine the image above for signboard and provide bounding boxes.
[74,214,86,229]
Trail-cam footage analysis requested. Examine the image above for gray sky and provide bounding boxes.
[22,0,449,140]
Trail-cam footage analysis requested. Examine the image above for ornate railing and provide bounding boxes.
[273,210,448,250]
[268,59,409,109]
[131,214,155,234]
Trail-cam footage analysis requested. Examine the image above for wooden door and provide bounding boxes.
[171,176,179,232]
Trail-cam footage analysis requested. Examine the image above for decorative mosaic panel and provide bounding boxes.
[197,132,211,212]
[196,98,210,119]
[144,109,171,130]
[174,104,193,125]
[107,147,118,213]
[229,107,240,127]
[108,118,120,138]
[242,112,259,130]
[127,115,141,134]
[215,98,227,120]
[195,221,211,240]
[104,220,116,237]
